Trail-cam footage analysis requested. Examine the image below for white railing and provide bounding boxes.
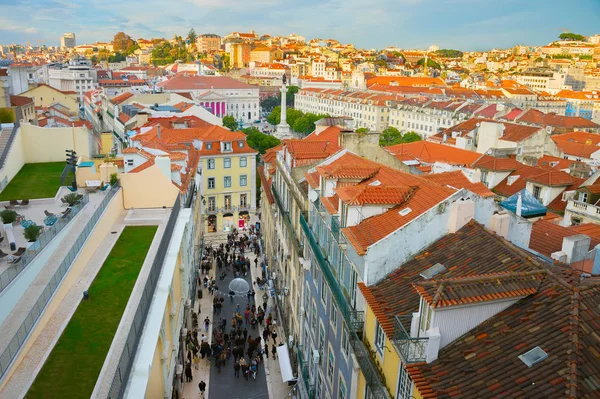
[567,200,600,218]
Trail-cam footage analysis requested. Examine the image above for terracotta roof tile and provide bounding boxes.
[335,185,415,206]
[257,166,274,205]
[526,170,574,187]
[110,91,134,105]
[422,171,495,198]
[530,219,600,258]
[385,141,481,166]
[471,154,518,171]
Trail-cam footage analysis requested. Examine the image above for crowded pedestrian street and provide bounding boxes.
[181,218,292,399]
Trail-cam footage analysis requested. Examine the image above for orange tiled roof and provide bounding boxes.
[385,141,481,166]
[320,195,339,214]
[471,154,518,171]
[129,159,155,173]
[422,171,495,198]
[530,219,600,258]
[526,170,574,187]
[110,91,134,105]
[335,185,414,206]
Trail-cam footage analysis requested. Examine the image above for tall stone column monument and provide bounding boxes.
[275,74,292,139]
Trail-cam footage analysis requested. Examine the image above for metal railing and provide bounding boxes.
[108,197,181,398]
[0,184,121,380]
[0,195,90,293]
[297,345,315,399]
[299,212,391,399]
[393,315,428,364]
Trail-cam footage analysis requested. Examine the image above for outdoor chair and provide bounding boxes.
[44,210,55,217]
[60,198,68,206]
[4,205,12,210]
[61,208,71,218]
[8,247,26,263]
[20,200,29,206]
[0,250,7,259]
[100,183,110,192]
[9,200,18,206]
[67,186,77,193]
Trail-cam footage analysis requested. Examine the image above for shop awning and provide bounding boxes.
[276,344,294,382]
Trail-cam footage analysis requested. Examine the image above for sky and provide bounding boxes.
[0,0,599,51]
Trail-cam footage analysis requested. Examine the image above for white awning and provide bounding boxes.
[277,344,294,382]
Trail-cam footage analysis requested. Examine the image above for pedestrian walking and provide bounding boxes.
[234,361,241,378]
[204,317,210,332]
[272,345,277,359]
[185,362,193,382]
[198,381,206,396]
[264,343,269,359]
[271,330,278,344]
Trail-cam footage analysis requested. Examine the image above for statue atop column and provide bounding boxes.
[275,74,292,139]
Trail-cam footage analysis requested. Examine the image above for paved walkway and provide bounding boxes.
[181,224,291,399]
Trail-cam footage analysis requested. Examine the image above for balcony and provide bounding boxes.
[392,315,428,364]
[297,345,315,399]
[566,199,600,221]
[299,212,391,399]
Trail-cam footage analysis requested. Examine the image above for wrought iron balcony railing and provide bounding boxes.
[393,315,428,364]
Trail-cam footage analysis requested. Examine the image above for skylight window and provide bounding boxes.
[420,263,447,279]
[519,346,548,368]
[369,180,381,186]
[398,207,412,216]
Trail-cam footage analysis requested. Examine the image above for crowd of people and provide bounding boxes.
[182,223,285,395]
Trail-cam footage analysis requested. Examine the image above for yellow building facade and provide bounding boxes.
[21,84,80,114]
[357,297,416,399]
[200,147,257,232]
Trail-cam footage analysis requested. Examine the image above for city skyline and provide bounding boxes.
[0,0,599,50]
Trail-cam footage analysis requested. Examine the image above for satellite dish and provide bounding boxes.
[308,190,319,202]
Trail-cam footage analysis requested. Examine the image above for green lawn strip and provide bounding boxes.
[25,225,158,399]
[0,162,67,200]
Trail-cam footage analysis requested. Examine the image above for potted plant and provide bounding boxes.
[63,193,81,207]
[1,209,17,250]
[24,224,42,249]
[110,172,119,186]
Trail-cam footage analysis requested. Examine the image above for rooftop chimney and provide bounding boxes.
[490,212,510,239]
[561,235,591,264]
[136,112,149,128]
[157,124,161,140]
[448,199,474,234]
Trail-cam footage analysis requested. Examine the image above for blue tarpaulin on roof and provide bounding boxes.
[499,188,546,218]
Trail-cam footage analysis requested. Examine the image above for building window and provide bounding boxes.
[239,140,245,148]
[330,301,338,331]
[320,278,327,306]
[240,175,247,186]
[578,192,588,203]
[240,194,247,208]
[240,156,247,167]
[319,323,325,353]
[311,302,317,332]
[224,195,231,210]
[206,143,212,150]
[396,366,413,399]
[224,176,231,188]
[419,298,432,334]
[207,196,216,212]
[208,177,215,189]
[223,142,232,152]
[533,185,542,200]
[341,328,350,359]
[127,159,134,166]
[481,170,488,185]
[207,159,215,169]
[327,347,335,384]
[224,157,231,168]
[338,377,347,399]
[374,321,386,356]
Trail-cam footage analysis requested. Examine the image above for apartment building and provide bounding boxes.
[126,116,257,232]
[196,33,221,53]
[47,58,97,102]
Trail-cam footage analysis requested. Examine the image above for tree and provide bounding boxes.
[113,32,136,53]
[260,95,280,112]
[400,131,421,143]
[266,106,281,125]
[108,52,126,63]
[242,127,261,135]
[356,127,369,134]
[222,115,238,131]
[246,131,281,154]
[434,49,464,58]
[286,86,299,106]
[417,58,442,70]
[187,28,197,46]
[151,41,175,65]
[559,32,585,41]
[286,108,304,128]
[379,126,402,146]
[291,113,328,135]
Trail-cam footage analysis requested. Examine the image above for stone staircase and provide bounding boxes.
[0,125,16,170]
